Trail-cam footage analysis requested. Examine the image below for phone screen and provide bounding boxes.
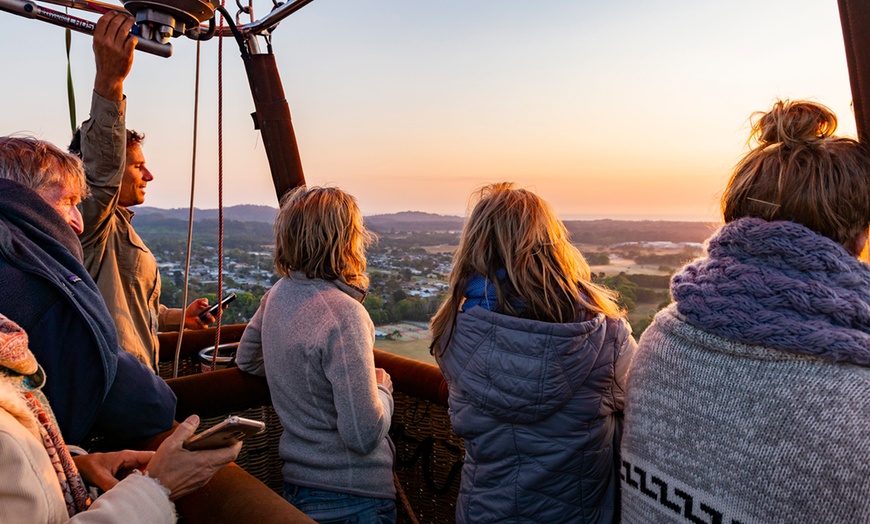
[200,293,237,322]
[184,416,265,451]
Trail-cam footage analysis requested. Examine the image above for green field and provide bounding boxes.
[375,338,436,365]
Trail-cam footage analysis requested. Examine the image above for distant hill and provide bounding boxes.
[135,204,277,224]
[134,214,274,252]
[364,211,465,233]
[136,207,467,231]
[564,219,718,245]
[133,206,718,245]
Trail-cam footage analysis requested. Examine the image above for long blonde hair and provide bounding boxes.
[430,182,622,355]
[723,99,870,249]
[273,186,374,289]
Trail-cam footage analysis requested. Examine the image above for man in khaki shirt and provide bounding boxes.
[74,12,215,371]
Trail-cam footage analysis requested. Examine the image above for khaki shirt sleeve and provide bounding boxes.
[157,304,184,332]
[78,91,126,276]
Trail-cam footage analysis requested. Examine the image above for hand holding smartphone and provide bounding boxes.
[199,293,237,323]
[183,415,265,451]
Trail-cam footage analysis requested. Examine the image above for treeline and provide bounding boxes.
[620,274,670,289]
[136,216,274,252]
[363,271,444,325]
[593,272,672,337]
[137,209,717,245]
[584,252,610,265]
[595,274,670,312]
[138,216,712,258]
[615,249,699,268]
[565,220,716,244]
[363,294,443,325]
[160,278,266,325]
[368,232,460,252]
[364,212,464,233]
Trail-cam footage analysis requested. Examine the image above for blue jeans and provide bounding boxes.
[283,483,396,524]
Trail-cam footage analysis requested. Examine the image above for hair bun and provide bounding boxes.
[753,99,838,147]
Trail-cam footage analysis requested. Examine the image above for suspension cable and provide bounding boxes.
[210,0,226,369]
[173,39,202,378]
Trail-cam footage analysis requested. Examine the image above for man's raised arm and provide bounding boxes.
[77,12,136,272]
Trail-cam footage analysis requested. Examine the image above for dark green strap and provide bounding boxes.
[65,27,76,135]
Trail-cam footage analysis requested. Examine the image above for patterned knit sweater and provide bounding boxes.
[622,218,870,523]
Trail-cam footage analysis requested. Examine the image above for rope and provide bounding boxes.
[211,2,227,369]
[394,471,421,524]
[173,40,203,378]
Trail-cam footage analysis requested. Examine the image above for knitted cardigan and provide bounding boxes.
[621,218,870,523]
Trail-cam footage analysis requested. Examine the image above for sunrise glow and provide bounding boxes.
[0,0,856,222]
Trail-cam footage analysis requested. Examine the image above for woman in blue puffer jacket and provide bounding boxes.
[431,183,636,524]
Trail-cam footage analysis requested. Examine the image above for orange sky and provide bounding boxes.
[0,1,857,221]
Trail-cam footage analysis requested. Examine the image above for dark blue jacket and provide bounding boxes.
[0,179,175,445]
[437,306,635,524]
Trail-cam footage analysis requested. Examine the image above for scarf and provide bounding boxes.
[0,178,120,443]
[0,314,91,516]
[672,217,870,366]
[0,178,83,261]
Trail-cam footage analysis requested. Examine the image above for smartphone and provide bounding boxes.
[199,293,237,322]
[183,415,265,451]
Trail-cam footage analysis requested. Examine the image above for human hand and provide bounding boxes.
[73,450,154,492]
[145,415,241,501]
[184,298,213,329]
[375,368,393,394]
[93,11,137,100]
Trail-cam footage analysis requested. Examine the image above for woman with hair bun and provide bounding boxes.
[431,182,636,524]
[621,100,870,523]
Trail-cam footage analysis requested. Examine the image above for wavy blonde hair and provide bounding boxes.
[273,186,374,289]
[723,99,870,250]
[430,182,622,355]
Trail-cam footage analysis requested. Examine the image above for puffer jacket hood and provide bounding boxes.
[441,305,606,424]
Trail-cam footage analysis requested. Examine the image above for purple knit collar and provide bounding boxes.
[672,217,870,366]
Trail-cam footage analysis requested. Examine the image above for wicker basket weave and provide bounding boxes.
[157,356,200,379]
[391,392,464,524]
[158,338,463,522]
